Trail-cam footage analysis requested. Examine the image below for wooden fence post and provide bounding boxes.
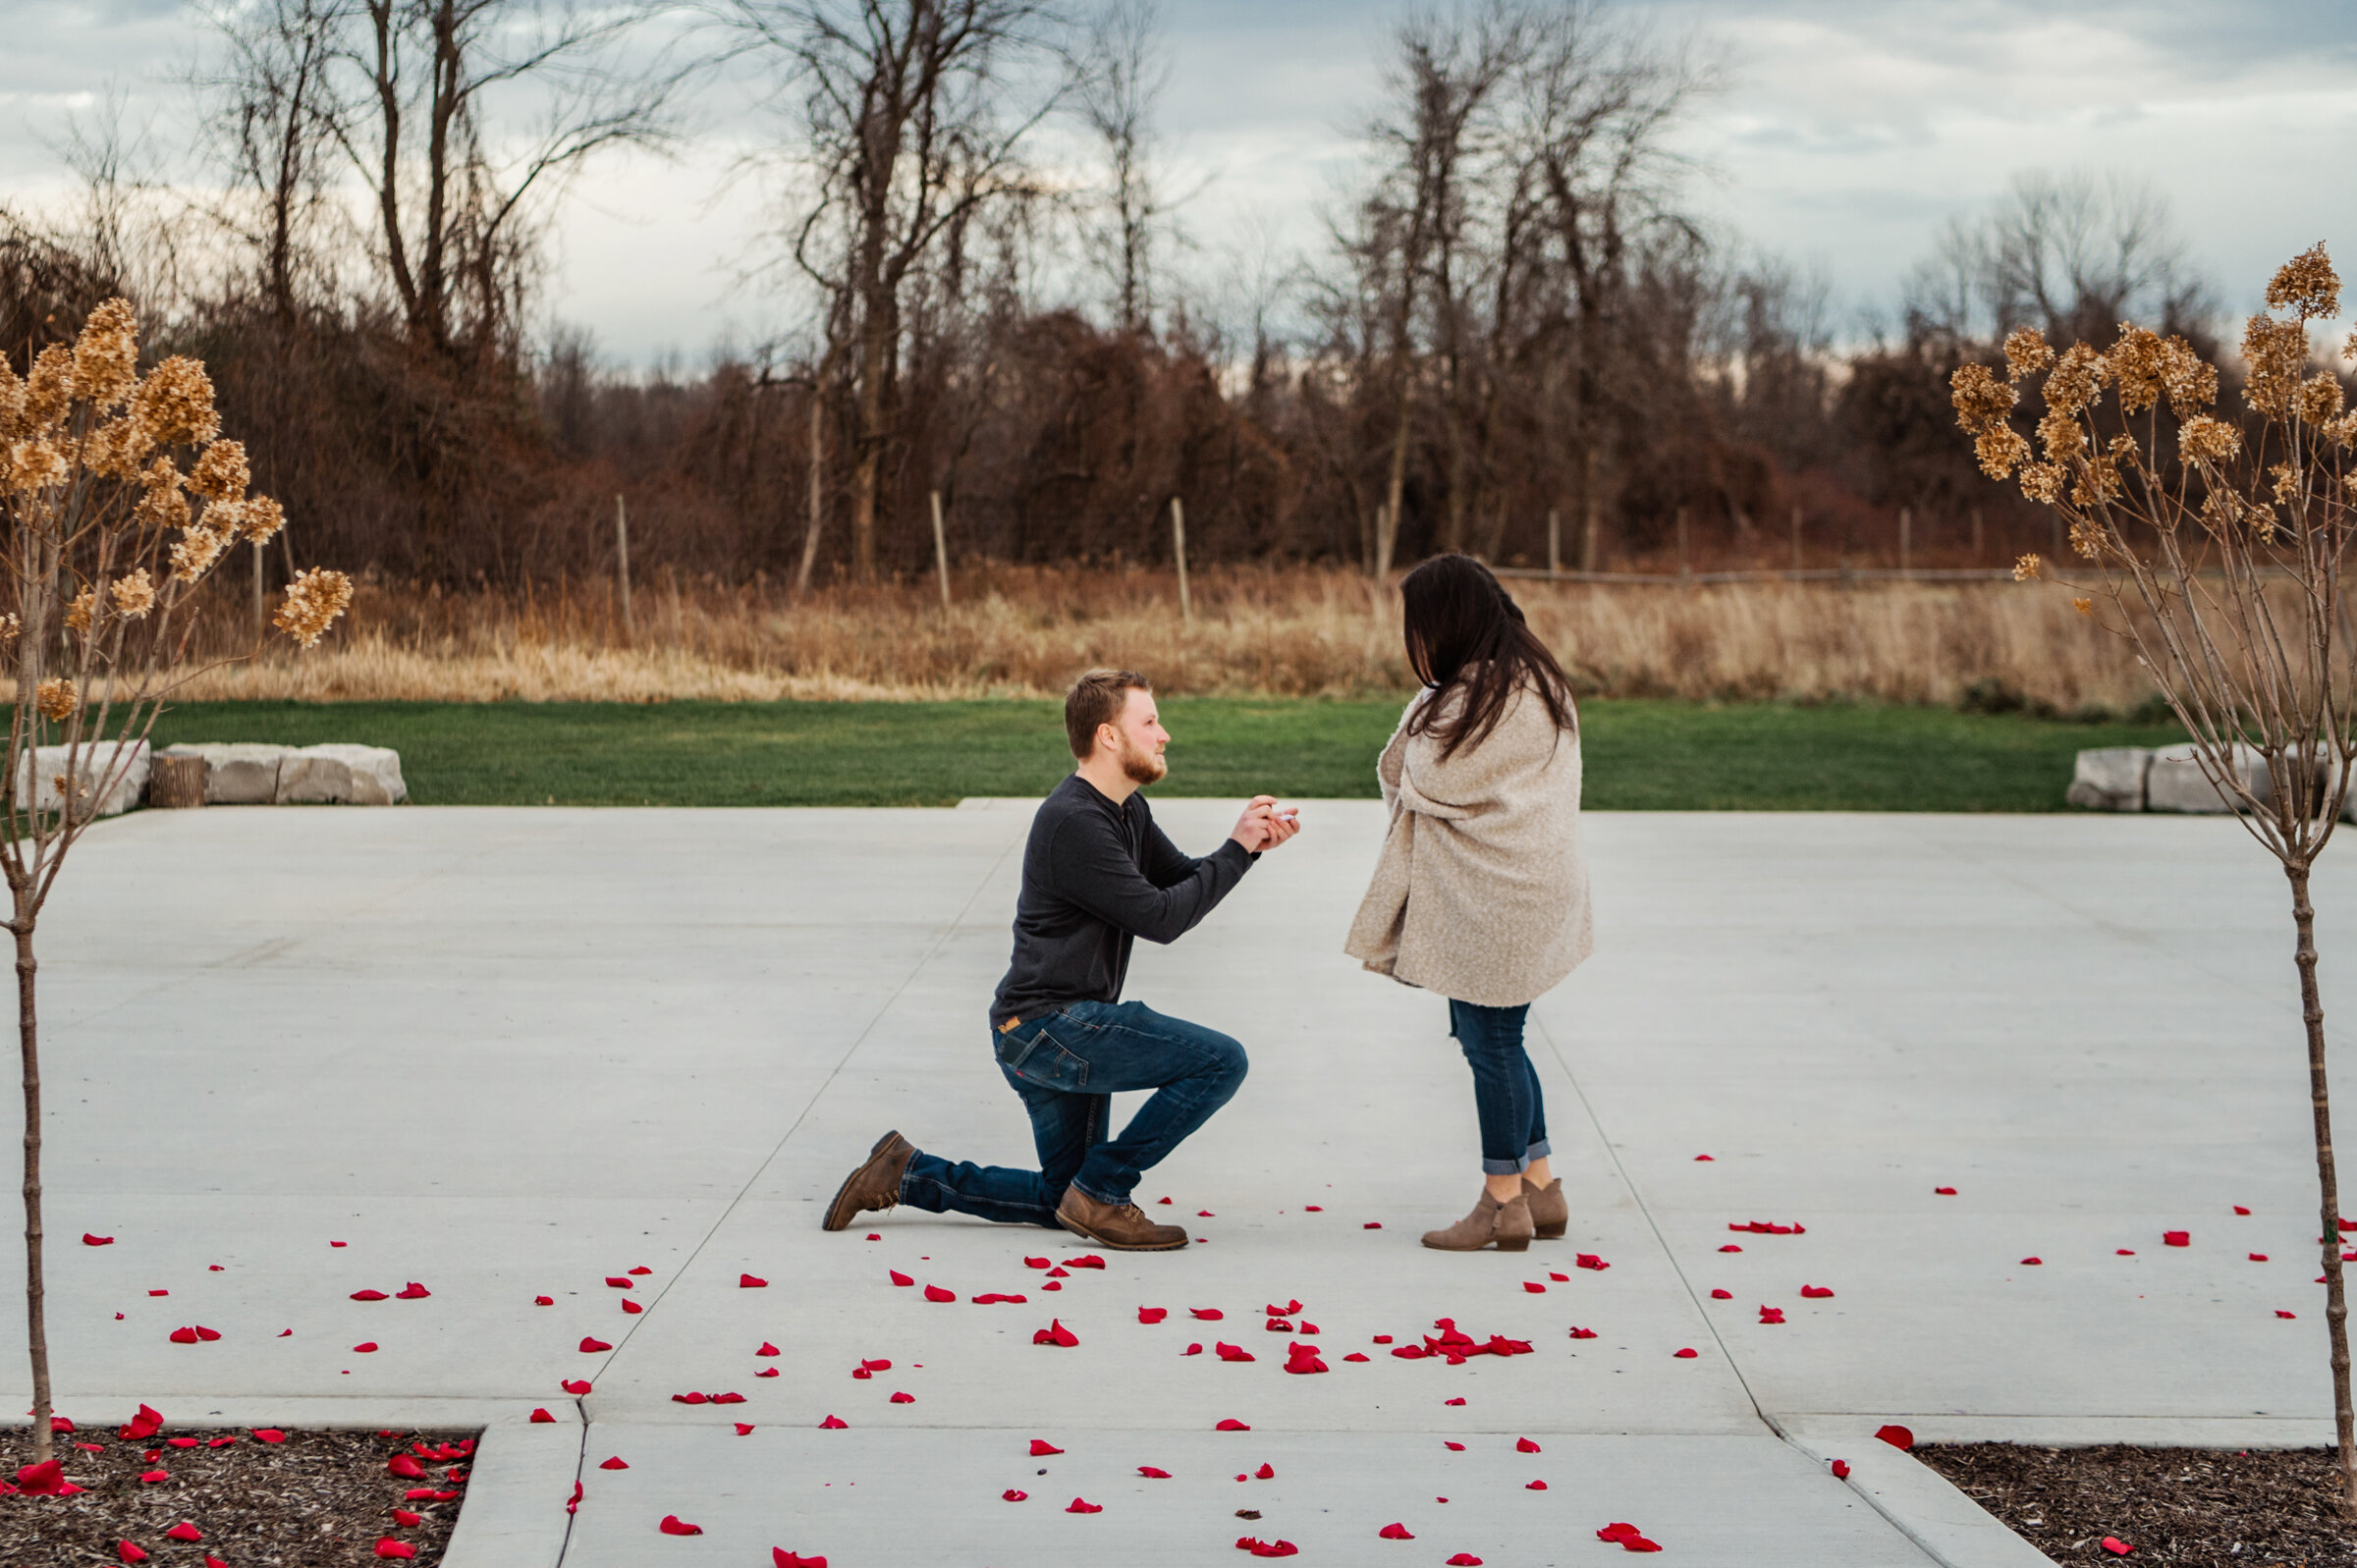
[1899,506,1913,576]
[1790,503,1803,571]
[1171,496,1192,624]
[1675,506,1690,583]
[930,490,952,612]
[1971,506,1985,563]
[615,494,634,636]
[1548,507,1562,576]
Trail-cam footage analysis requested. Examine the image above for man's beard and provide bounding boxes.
[1119,734,1168,785]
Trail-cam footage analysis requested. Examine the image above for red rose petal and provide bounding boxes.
[253,1430,287,1444]
[1444,1441,1465,1451]
[1139,1307,1169,1324]
[628,1266,651,1274]
[1364,1222,1382,1229]
[2251,1253,2271,1262]
[890,1271,914,1287]
[1935,1186,1956,1195]
[1183,1343,1203,1355]
[1343,1352,1370,1362]
[1029,1438,1064,1456]
[1216,1342,1255,1362]
[2021,1258,2042,1266]
[1672,1348,1698,1358]
[1711,1288,1732,1299]
[166,1523,202,1542]
[1256,1463,1276,1480]
[659,1515,703,1536]
[1216,1419,1251,1431]
[529,1409,555,1424]
[392,1508,423,1525]
[562,1379,592,1395]
[396,1282,430,1299]
[138,1469,168,1484]
[388,1455,425,1479]
[923,1284,957,1303]
[621,1299,643,1314]
[1831,1458,1850,1479]
[600,1456,630,1470]
[1800,1285,1835,1299]
[1720,1244,1742,1253]
[1523,1281,1546,1293]
[1516,1437,1541,1453]
[1526,1480,1548,1490]
[1069,1255,1106,1270]
[121,1545,150,1565]
[535,1296,554,1306]
[736,1423,756,1435]
[1575,1254,1610,1271]
[605,1277,631,1288]
[82,1233,114,1246]
[890,1391,914,1403]
[672,1392,708,1405]
[820,1415,848,1429]
[2164,1231,2189,1247]
[1032,1318,1079,1347]
[1568,1326,1598,1339]
[2235,1206,2252,1216]
[1002,1488,1027,1501]
[1445,1397,1465,1406]
[1379,1522,1414,1539]
[2102,1539,2133,1556]
[758,1341,782,1356]
[757,1368,780,1378]
[578,1337,612,1353]
[1066,1497,1103,1514]
[1447,1555,1484,1566]
[1192,1308,1225,1320]
[350,1289,390,1301]
[1875,1424,1914,1450]
[195,1326,221,1340]
[2278,1310,2298,1319]
[740,1273,768,1288]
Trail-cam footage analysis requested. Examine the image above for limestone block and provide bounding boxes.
[275,743,407,805]
[2066,747,2151,811]
[2146,742,2271,814]
[12,740,150,819]
[158,743,291,805]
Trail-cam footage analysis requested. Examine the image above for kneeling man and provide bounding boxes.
[824,668,1298,1250]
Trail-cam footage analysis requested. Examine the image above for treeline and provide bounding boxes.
[0,0,2230,591]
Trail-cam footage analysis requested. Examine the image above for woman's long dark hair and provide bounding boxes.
[1400,554,1578,759]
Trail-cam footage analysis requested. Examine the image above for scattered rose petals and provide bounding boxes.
[165,1523,202,1542]
[740,1273,768,1288]
[819,1415,848,1429]
[253,1430,287,1444]
[1720,1244,1741,1253]
[1445,1397,1465,1406]
[1800,1285,1835,1298]
[890,1271,914,1287]
[1003,1489,1027,1501]
[1030,1439,1064,1456]
[736,1424,755,1435]
[1235,1538,1299,1557]
[535,1296,554,1306]
[1265,1319,1293,1332]
[1216,1342,1255,1363]
[1516,1437,1541,1453]
[1446,1555,1483,1566]
[373,1541,416,1560]
[1875,1424,1914,1450]
[1568,1326,1598,1339]
[2235,1206,2252,1216]
[1672,1348,1697,1358]
[1575,1254,1610,1271]
[139,1470,168,1484]
[83,1234,113,1246]
[388,1455,425,1480]
[1522,1282,1546,1294]
[1831,1459,1850,1480]
[1138,1466,1171,1478]
[2165,1231,2189,1247]
[1033,1319,1079,1347]
[890,1391,914,1403]
[2020,1258,2042,1266]
[600,1456,630,1470]
[16,1459,68,1494]
[1216,1419,1251,1431]
[1711,1288,1732,1300]
[1526,1480,1548,1490]
[1066,1497,1102,1514]
[578,1337,611,1353]
[1379,1522,1414,1540]
[659,1515,703,1536]
[604,1277,631,1289]
[396,1282,430,1300]
[2278,1310,2299,1319]
[972,1292,1028,1305]
[1139,1307,1168,1324]
[1364,1222,1382,1229]
[2102,1539,2133,1556]
[392,1509,423,1526]
[562,1379,592,1396]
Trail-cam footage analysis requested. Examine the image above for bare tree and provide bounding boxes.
[1955,246,2357,1512]
[1075,0,1180,335]
[331,0,685,359]
[192,0,350,322]
[727,0,1068,580]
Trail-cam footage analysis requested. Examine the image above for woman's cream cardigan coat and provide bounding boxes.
[1343,678,1593,1007]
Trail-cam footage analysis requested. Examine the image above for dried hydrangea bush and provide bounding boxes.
[1,299,354,1468]
[1954,244,2357,1514]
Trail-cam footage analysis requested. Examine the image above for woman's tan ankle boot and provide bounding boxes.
[1522,1176,1566,1239]
[1421,1188,1534,1252]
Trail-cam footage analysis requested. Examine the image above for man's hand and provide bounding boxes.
[1231,795,1302,853]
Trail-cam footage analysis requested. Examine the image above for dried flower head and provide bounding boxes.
[71,298,138,412]
[5,439,67,495]
[2179,414,2241,466]
[199,499,248,540]
[34,678,77,724]
[2267,243,2339,320]
[273,567,353,648]
[2273,462,2301,506]
[2019,461,2064,504]
[2108,325,2168,414]
[128,356,220,449]
[63,587,94,634]
[1975,427,2030,479]
[80,414,153,481]
[2068,518,2107,559]
[136,475,191,536]
[2073,451,2122,508]
[237,493,286,544]
[109,568,155,620]
[1952,361,2018,435]
[0,358,23,441]
[2327,411,2357,451]
[2072,597,2094,618]
[2038,405,2087,466]
[2013,553,2042,581]
[2297,372,2346,426]
[2003,326,2055,383]
[2249,500,2282,544]
[22,346,73,434]
[2045,344,2110,416]
[2163,338,2219,415]
[189,440,248,504]
[169,518,232,582]
[2242,314,2308,418]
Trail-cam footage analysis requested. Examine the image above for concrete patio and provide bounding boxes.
[7,799,2349,1565]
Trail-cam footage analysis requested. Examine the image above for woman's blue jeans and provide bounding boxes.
[1451,999,1551,1176]
[897,1000,1248,1228]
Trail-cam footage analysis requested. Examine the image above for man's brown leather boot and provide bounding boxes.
[1522,1176,1567,1240]
[1056,1187,1189,1251]
[823,1130,915,1231]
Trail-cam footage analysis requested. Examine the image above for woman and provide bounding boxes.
[1345,554,1593,1253]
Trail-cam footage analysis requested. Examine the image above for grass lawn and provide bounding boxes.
[145,697,2186,811]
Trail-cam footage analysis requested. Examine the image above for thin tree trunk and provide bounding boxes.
[2290,862,2357,1517]
[18,915,49,1468]
[797,388,825,596]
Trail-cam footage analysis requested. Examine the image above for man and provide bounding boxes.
[823,668,1299,1251]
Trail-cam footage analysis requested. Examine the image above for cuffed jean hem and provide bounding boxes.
[896,1163,1068,1230]
[1478,1140,1553,1177]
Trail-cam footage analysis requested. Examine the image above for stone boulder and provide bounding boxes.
[2067,747,2152,811]
[11,740,150,819]
[275,743,407,805]
[157,742,292,805]
[2145,742,2273,814]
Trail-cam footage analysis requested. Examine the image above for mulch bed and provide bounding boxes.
[2,1425,473,1567]
[1917,1442,2357,1564]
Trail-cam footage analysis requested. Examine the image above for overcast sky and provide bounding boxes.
[4,0,2353,368]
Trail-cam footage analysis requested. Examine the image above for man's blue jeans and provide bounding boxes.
[1451,999,1551,1176]
[898,1000,1248,1227]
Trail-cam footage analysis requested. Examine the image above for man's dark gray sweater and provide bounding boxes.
[989,774,1254,1029]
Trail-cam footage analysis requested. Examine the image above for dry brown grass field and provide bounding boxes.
[166,566,2157,713]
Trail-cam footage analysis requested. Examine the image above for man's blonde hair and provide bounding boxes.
[1065,668,1151,759]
